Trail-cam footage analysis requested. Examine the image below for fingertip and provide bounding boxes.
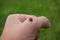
[37,16,51,28]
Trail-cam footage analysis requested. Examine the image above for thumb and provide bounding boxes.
[22,16,51,29]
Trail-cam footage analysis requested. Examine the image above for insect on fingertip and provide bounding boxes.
[29,17,33,22]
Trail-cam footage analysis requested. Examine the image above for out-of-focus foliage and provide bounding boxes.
[0,0,60,40]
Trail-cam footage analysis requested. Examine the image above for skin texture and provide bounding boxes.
[0,14,50,40]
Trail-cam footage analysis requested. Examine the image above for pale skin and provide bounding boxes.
[0,14,51,40]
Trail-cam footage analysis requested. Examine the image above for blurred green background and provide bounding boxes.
[0,0,60,40]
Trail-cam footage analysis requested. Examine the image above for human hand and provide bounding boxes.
[1,14,50,40]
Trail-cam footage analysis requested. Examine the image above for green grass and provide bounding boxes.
[0,0,60,40]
